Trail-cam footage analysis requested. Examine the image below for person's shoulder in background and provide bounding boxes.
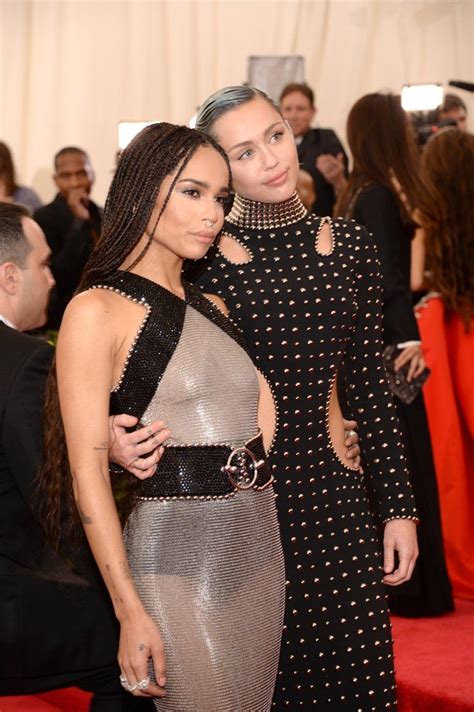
[13,185,43,214]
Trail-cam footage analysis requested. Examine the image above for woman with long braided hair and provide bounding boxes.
[39,123,285,710]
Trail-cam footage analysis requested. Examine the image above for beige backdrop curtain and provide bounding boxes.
[1,0,473,204]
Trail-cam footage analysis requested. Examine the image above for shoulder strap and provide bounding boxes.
[92,272,187,420]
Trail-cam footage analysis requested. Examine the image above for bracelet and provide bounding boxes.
[109,462,126,476]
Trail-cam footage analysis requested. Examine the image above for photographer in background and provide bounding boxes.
[411,93,469,148]
[438,93,468,132]
[34,147,101,330]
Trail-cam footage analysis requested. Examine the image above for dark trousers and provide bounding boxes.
[78,665,155,712]
[76,664,153,711]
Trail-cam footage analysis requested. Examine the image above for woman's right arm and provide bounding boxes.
[56,292,166,698]
[410,227,427,293]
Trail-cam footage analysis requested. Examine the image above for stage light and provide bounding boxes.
[118,121,157,149]
[401,84,443,112]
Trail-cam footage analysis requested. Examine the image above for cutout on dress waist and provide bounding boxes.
[257,370,278,454]
[326,372,360,471]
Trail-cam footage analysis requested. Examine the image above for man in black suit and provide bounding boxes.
[0,203,157,710]
[34,147,101,329]
[279,82,348,216]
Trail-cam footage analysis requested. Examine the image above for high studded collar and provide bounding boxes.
[226,192,308,231]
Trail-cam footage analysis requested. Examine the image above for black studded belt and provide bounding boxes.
[139,431,273,500]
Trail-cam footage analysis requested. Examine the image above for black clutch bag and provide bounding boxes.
[382,345,430,405]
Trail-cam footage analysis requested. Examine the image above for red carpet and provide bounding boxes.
[2,600,473,711]
[392,598,474,711]
[0,687,91,711]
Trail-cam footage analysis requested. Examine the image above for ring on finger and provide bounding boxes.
[120,675,138,692]
[346,429,357,438]
[136,677,150,690]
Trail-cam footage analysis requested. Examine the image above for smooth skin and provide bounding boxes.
[56,145,231,699]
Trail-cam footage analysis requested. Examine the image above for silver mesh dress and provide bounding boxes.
[94,272,285,712]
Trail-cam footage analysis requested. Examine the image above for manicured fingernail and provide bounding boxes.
[158,676,166,686]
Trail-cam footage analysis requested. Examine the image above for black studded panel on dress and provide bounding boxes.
[196,192,417,710]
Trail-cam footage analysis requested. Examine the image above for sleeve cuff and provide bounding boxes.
[382,515,420,525]
[396,340,421,349]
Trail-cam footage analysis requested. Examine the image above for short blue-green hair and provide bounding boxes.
[195,85,282,138]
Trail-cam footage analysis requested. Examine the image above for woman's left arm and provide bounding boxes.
[345,225,418,585]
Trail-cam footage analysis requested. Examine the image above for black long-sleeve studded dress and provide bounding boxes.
[195,193,418,710]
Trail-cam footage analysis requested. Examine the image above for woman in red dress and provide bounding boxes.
[414,128,474,600]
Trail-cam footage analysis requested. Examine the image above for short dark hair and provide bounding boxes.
[54,146,90,172]
[0,202,31,267]
[279,83,315,107]
[440,93,467,114]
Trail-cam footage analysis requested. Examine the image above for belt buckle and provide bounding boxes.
[222,446,264,490]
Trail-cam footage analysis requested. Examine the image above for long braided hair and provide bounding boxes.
[39,123,230,545]
[417,129,474,330]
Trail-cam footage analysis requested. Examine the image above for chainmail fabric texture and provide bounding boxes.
[93,271,285,711]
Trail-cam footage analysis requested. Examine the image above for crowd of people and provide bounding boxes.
[0,82,472,711]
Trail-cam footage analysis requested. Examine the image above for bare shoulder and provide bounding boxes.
[63,288,123,325]
[204,292,229,317]
[61,289,111,329]
[59,289,122,352]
